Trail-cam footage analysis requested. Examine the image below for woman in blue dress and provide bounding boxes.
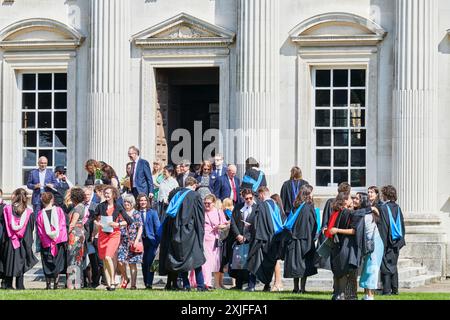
[358,193,384,300]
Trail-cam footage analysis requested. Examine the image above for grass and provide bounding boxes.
[0,289,449,300]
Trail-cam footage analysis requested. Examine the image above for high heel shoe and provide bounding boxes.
[121,278,130,289]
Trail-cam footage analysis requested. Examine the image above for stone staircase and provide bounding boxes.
[26,254,441,290]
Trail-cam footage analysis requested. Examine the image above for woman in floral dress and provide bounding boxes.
[126,196,144,289]
[67,187,86,290]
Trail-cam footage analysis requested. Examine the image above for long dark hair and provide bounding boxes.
[11,188,28,215]
[293,184,314,208]
[357,192,379,223]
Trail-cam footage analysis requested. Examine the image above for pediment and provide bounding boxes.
[0,18,84,50]
[290,13,386,47]
[132,13,235,47]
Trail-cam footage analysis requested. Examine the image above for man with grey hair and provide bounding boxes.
[214,164,242,205]
[176,159,195,187]
[128,146,154,199]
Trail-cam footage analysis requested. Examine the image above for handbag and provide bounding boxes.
[219,224,230,241]
[214,238,224,248]
[316,237,335,259]
[129,241,144,253]
[364,225,376,256]
[231,243,249,270]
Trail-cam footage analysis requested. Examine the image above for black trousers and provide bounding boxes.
[236,272,256,289]
[333,275,348,299]
[381,272,399,294]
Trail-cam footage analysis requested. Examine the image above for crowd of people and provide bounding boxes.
[0,146,406,300]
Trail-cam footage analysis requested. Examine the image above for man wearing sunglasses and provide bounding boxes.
[229,188,257,291]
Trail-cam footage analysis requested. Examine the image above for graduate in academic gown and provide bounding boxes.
[229,189,258,289]
[159,176,207,291]
[317,182,352,270]
[240,157,267,196]
[36,192,68,289]
[325,192,371,300]
[0,189,38,290]
[280,166,309,215]
[281,184,318,293]
[247,187,284,291]
[378,185,405,295]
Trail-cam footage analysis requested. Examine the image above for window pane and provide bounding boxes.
[316,130,331,147]
[333,90,348,107]
[22,112,36,128]
[351,69,366,87]
[55,93,67,109]
[22,74,36,90]
[351,89,365,107]
[55,149,67,166]
[351,149,366,167]
[54,112,67,129]
[350,109,365,127]
[334,149,348,167]
[39,150,53,166]
[55,131,67,148]
[316,90,330,107]
[351,129,366,147]
[22,93,36,110]
[54,73,67,90]
[23,150,37,167]
[23,169,34,185]
[316,170,331,187]
[316,70,330,87]
[23,131,37,148]
[333,169,348,184]
[315,110,330,127]
[333,110,348,127]
[334,129,349,146]
[351,169,366,187]
[38,112,52,128]
[333,70,348,87]
[38,93,52,109]
[316,149,331,166]
[39,131,53,147]
[38,73,52,90]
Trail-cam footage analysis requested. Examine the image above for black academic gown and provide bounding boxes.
[317,198,333,269]
[378,202,406,275]
[247,200,283,285]
[228,202,258,282]
[330,208,370,278]
[159,188,206,275]
[0,212,38,278]
[280,179,309,215]
[240,168,267,195]
[282,202,318,278]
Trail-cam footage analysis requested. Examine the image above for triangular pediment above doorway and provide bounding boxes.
[132,13,235,47]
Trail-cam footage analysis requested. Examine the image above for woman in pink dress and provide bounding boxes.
[202,194,229,289]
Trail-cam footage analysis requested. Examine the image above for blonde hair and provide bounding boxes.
[215,198,223,210]
[204,194,217,204]
[64,189,72,208]
[222,198,234,211]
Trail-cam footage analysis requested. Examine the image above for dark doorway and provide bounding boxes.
[155,67,220,165]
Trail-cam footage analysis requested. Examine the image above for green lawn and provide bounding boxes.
[0,289,449,300]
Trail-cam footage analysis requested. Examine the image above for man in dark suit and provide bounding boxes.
[128,146,154,199]
[214,164,242,205]
[53,166,73,207]
[26,156,58,215]
[213,154,228,177]
[176,159,195,187]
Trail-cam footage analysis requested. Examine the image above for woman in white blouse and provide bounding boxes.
[157,165,179,222]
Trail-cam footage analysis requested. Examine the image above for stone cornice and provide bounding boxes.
[290,12,386,47]
[132,12,235,48]
[0,18,85,50]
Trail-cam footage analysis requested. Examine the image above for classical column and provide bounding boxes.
[87,0,131,173]
[235,0,280,186]
[393,0,438,216]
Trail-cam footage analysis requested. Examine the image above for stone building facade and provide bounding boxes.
[0,0,449,278]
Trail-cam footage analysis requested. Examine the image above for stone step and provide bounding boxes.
[398,273,442,289]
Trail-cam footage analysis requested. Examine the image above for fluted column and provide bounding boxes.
[87,0,131,173]
[392,0,438,216]
[235,0,280,184]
